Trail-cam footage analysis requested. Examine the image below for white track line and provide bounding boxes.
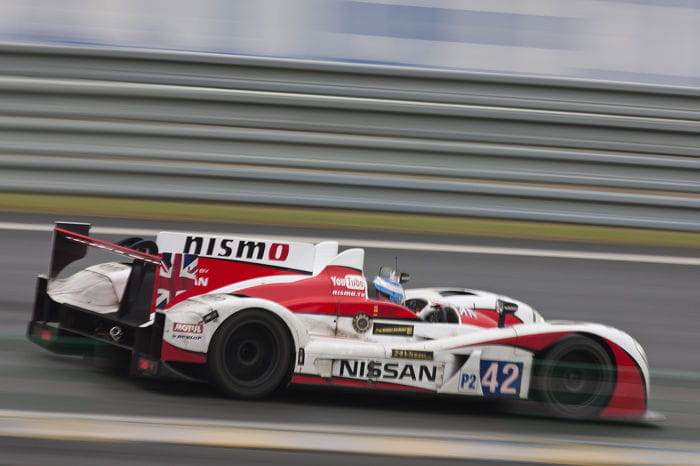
[0,221,698,265]
[0,410,698,465]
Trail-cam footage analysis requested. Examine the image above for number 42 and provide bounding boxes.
[481,361,520,395]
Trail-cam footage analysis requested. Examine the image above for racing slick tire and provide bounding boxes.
[532,334,615,418]
[208,309,294,400]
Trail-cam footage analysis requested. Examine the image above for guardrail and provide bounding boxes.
[1,44,698,231]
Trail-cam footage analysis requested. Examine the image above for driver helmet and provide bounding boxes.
[373,275,405,305]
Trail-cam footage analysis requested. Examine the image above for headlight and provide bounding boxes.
[634,339,648,366]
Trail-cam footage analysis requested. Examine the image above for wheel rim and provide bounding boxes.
[548,348,609,410]
[223,322,279,387]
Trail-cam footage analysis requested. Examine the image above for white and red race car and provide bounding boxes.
[29,223,656,420]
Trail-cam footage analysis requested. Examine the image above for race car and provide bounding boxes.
[28,222,657,421]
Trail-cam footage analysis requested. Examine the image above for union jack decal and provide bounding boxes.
[157,253,198,309]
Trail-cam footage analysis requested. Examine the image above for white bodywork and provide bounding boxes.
[48,262,130,314]
[404,287,544,325]
[45,231,650,403]
[162,294,648,399]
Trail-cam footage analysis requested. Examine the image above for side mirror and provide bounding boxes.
[496,299,518,328]
[399,272,410,284]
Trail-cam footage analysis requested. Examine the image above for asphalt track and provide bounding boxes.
[1,213,699,465]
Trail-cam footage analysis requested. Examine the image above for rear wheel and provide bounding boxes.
[532,335,615,418]
[208,310,293,399]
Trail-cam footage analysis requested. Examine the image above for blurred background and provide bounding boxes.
[0,2,699,465]
[0,0,699,234]
[2,0,700,86]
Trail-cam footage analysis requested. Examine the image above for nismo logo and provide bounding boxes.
[183,236,290,261]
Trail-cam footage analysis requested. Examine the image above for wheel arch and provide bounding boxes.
[533,331,614,361]
[205,296,309,355]
[514,323,649,388]
[527,329,648,419]
[162,294,309,362]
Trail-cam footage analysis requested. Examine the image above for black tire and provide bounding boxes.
[532,335,615,418]
[207,310,293,399]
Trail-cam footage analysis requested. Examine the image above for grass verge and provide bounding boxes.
[1,192,698,248]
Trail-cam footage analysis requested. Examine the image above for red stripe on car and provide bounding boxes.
[161,341,206,364]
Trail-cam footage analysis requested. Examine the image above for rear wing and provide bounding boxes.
[49,222,161,324]
[48,224,352,321]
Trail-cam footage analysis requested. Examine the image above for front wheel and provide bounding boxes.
[532,335,615,418]
[207,310,293,399]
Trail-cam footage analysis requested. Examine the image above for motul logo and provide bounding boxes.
[183,236,289,262]
[331,275,366,290]
[172,322,203,334]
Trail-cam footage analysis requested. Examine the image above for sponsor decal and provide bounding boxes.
[157,253,199,309]
[459,360,523,397]
[330,274,366,297]
[183,236,289,262]
[373,322,414,336]
[453,304,477,319]
[336,360,437,383]
[157,232,317,273]
[352,313,371,333]
[172,322,203,334]
[431,301,477,320]
[498,300,519,313]
[173,334,202,341]
[331,275,365,290]
[391,349,434,361]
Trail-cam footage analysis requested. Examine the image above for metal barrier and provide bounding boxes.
[1,44,698,231]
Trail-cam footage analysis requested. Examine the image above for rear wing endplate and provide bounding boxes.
[50,222,162,324]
